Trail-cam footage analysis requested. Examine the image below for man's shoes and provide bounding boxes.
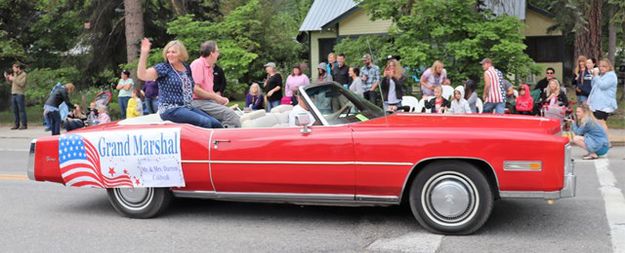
[10,126,18,130]
[18,126,27,130]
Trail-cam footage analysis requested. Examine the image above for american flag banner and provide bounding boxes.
[59,134,133,188]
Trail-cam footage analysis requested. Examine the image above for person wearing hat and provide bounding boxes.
[263,62,283,112]
[317,62,333,83]
[116,69,134,119]
[360,54,381,105]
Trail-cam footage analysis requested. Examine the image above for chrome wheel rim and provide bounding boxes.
[421,171,479,227]
[114,188,154,211]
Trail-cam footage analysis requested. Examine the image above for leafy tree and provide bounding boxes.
[359,0,537,84]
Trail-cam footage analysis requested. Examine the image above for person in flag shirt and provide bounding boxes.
[480,58,506,114]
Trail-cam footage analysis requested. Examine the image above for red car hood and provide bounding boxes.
[357,113,562,135]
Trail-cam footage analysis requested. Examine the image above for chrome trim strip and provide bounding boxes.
[499,190,562,199]
[503,161,542,171]
[206,160,412,166]
[182,160,211,164]
[398,157,499,202]
[171,190,401,205]
[26,139,36,181]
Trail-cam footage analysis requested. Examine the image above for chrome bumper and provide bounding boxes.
[26,139,36,181]
[500,144,576,199]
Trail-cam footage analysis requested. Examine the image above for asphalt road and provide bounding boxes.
[1,134,624,253]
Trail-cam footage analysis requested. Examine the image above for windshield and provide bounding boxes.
[303,83,384,125]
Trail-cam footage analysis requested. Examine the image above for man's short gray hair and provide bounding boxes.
[200,41,217,57]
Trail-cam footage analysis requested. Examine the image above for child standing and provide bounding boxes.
[126,87,144,118]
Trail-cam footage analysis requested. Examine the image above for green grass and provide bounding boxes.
[0,105,44,126]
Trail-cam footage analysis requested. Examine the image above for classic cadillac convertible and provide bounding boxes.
[27,82,575,235]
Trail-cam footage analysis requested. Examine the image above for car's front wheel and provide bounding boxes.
[107,187,172,218]
[409,161,494,235]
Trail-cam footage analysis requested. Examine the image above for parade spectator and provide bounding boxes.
[464,79,478,113]
[137,38,222,129]
[97,105,111,124]
[285,65,310,105]
[65,104,87,131]
[288,90,315,127]
[142,80,159,114]
[326,52,337,76]
[213,64,227,96]
[569,104,609,160]
[360,54,381,104]
[263,62,283,112]
[420,60,448,98]
[4,63,28,129]
[573,55,592,104]
[332,54,350,87]
[190,41,240,128]
[349,67,364,97]
[245,83,264,110]
[449,86,472,114]
[534,67,556,97]
[540,79,568,108]
[44,83,75,135]
[515,84,534,115]
[587,58,598,74]
[481,58,506,114]
[380,59,406,112]
[126,87,143,118]
[86,101,98,125]
[587,58,618,138]
[424,86,450,113]
[116,70,134,119]
[317,62,333,82]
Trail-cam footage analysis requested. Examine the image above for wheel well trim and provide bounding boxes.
[399,157,500,203]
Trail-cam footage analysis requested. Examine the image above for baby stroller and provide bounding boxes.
[541,101,574,130]
[84,90,113,126]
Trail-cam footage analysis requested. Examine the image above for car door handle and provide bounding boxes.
[213,139,231,149]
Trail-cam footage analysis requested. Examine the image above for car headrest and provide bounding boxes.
[270,105,294,113]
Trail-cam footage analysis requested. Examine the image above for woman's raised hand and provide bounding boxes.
[141,38,152,54]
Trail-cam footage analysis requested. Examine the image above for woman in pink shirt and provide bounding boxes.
[285,65,310,105]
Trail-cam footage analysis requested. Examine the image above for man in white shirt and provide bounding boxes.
[289,91,316,127]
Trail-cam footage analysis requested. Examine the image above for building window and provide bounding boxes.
[524,36,564,62]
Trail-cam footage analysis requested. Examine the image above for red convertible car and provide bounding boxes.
[27,82,575,235]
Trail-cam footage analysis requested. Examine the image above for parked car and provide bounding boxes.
[27,82,575,235]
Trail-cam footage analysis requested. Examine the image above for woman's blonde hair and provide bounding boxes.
[574,55,587,75]
[249,83,262,96]
[162,40,189,62]
[546,79,560,97]
[385,59,404,79]
[578,103,597,126]
[599,58,614,72]
[65,83,75,93]
[431,60,444,75]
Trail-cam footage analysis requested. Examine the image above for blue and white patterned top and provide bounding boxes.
[154,63,195,114]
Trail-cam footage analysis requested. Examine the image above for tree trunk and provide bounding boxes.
[574,0,602,61]
[608,6,616,64]
[124,0,144,64]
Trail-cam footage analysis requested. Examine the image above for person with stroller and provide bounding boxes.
[568,104,609,160]
[44,83,75,135]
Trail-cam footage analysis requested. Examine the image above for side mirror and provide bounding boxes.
[295,113,312,134]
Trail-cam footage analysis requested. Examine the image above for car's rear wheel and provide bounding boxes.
[409,161,494,235]
[107,187,172,218]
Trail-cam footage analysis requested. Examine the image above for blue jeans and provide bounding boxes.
[45,110,62,135]
[160,106,223,128]
[11,94,27,127]
[483,102,505,114]
[266,99,280,112]
[118,96,130,119]
[144,97,158,114]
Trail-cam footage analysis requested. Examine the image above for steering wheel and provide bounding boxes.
[326,103,352,120]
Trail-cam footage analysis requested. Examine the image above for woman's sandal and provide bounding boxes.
[583,155,598,160]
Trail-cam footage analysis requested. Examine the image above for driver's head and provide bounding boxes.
[295,90,308,111]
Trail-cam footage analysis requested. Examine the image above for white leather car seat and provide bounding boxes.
[118,113,168,125]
